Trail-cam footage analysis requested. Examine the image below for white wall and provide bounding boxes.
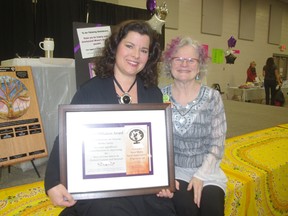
[95,0,288,88]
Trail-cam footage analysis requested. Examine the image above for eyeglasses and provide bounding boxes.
[171,57,199,65]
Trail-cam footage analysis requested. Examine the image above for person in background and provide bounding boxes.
[262,57,282,105]
[44,20,176,216]
[160,36,227,216]
[246,61,257,83]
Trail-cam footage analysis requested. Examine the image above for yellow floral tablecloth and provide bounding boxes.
[1,125,288,215]
[221,124,288,216]
[0,181,63,216]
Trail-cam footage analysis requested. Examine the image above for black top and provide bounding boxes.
[45,76,162,190]
[44,76,175,216]
[263,65,277,81]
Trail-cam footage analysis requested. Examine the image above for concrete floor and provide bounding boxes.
[224,100,288,138]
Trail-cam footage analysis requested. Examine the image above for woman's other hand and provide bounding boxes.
[47,184,77,207]
[187,177,203,208]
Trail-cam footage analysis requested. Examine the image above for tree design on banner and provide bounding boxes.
[0,76,30,120]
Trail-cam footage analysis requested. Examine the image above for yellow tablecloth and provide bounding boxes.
[221,124,288,215]
[0,181,63,215]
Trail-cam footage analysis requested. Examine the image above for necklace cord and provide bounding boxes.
[113,76,137,104]
[113,77,137,93]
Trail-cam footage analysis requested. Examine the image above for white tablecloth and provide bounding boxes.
[1,58,77,171]
[227,86,288,103]
[227,87,264,102]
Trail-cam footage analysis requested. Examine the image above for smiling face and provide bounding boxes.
[170,45,200,83]
[114,31,150,78]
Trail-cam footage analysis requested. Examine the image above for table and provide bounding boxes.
[1,58,77,171]
[282,86,288,99]
[226,87,265,102]
[227,86,288,103]
[221,124,288,215]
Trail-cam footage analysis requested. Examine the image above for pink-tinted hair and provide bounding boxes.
[162,36,210,79]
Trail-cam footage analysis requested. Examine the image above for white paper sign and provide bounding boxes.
[77,26,111,59]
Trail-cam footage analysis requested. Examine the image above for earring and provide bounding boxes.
[195,73,200,80]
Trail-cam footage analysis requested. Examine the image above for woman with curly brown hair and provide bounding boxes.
[44,20,176,216]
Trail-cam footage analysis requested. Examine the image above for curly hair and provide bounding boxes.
[162,36,209,80]
[93,20,162,87]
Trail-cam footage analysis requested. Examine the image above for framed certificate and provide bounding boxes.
[59,103,175,200]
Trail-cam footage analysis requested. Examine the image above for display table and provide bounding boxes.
[221,124,288,215]
[226,87,265,102]
[1,58,77,170]
[227,86,288,103]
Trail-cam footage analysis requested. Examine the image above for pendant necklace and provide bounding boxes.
[113,76,137,104]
